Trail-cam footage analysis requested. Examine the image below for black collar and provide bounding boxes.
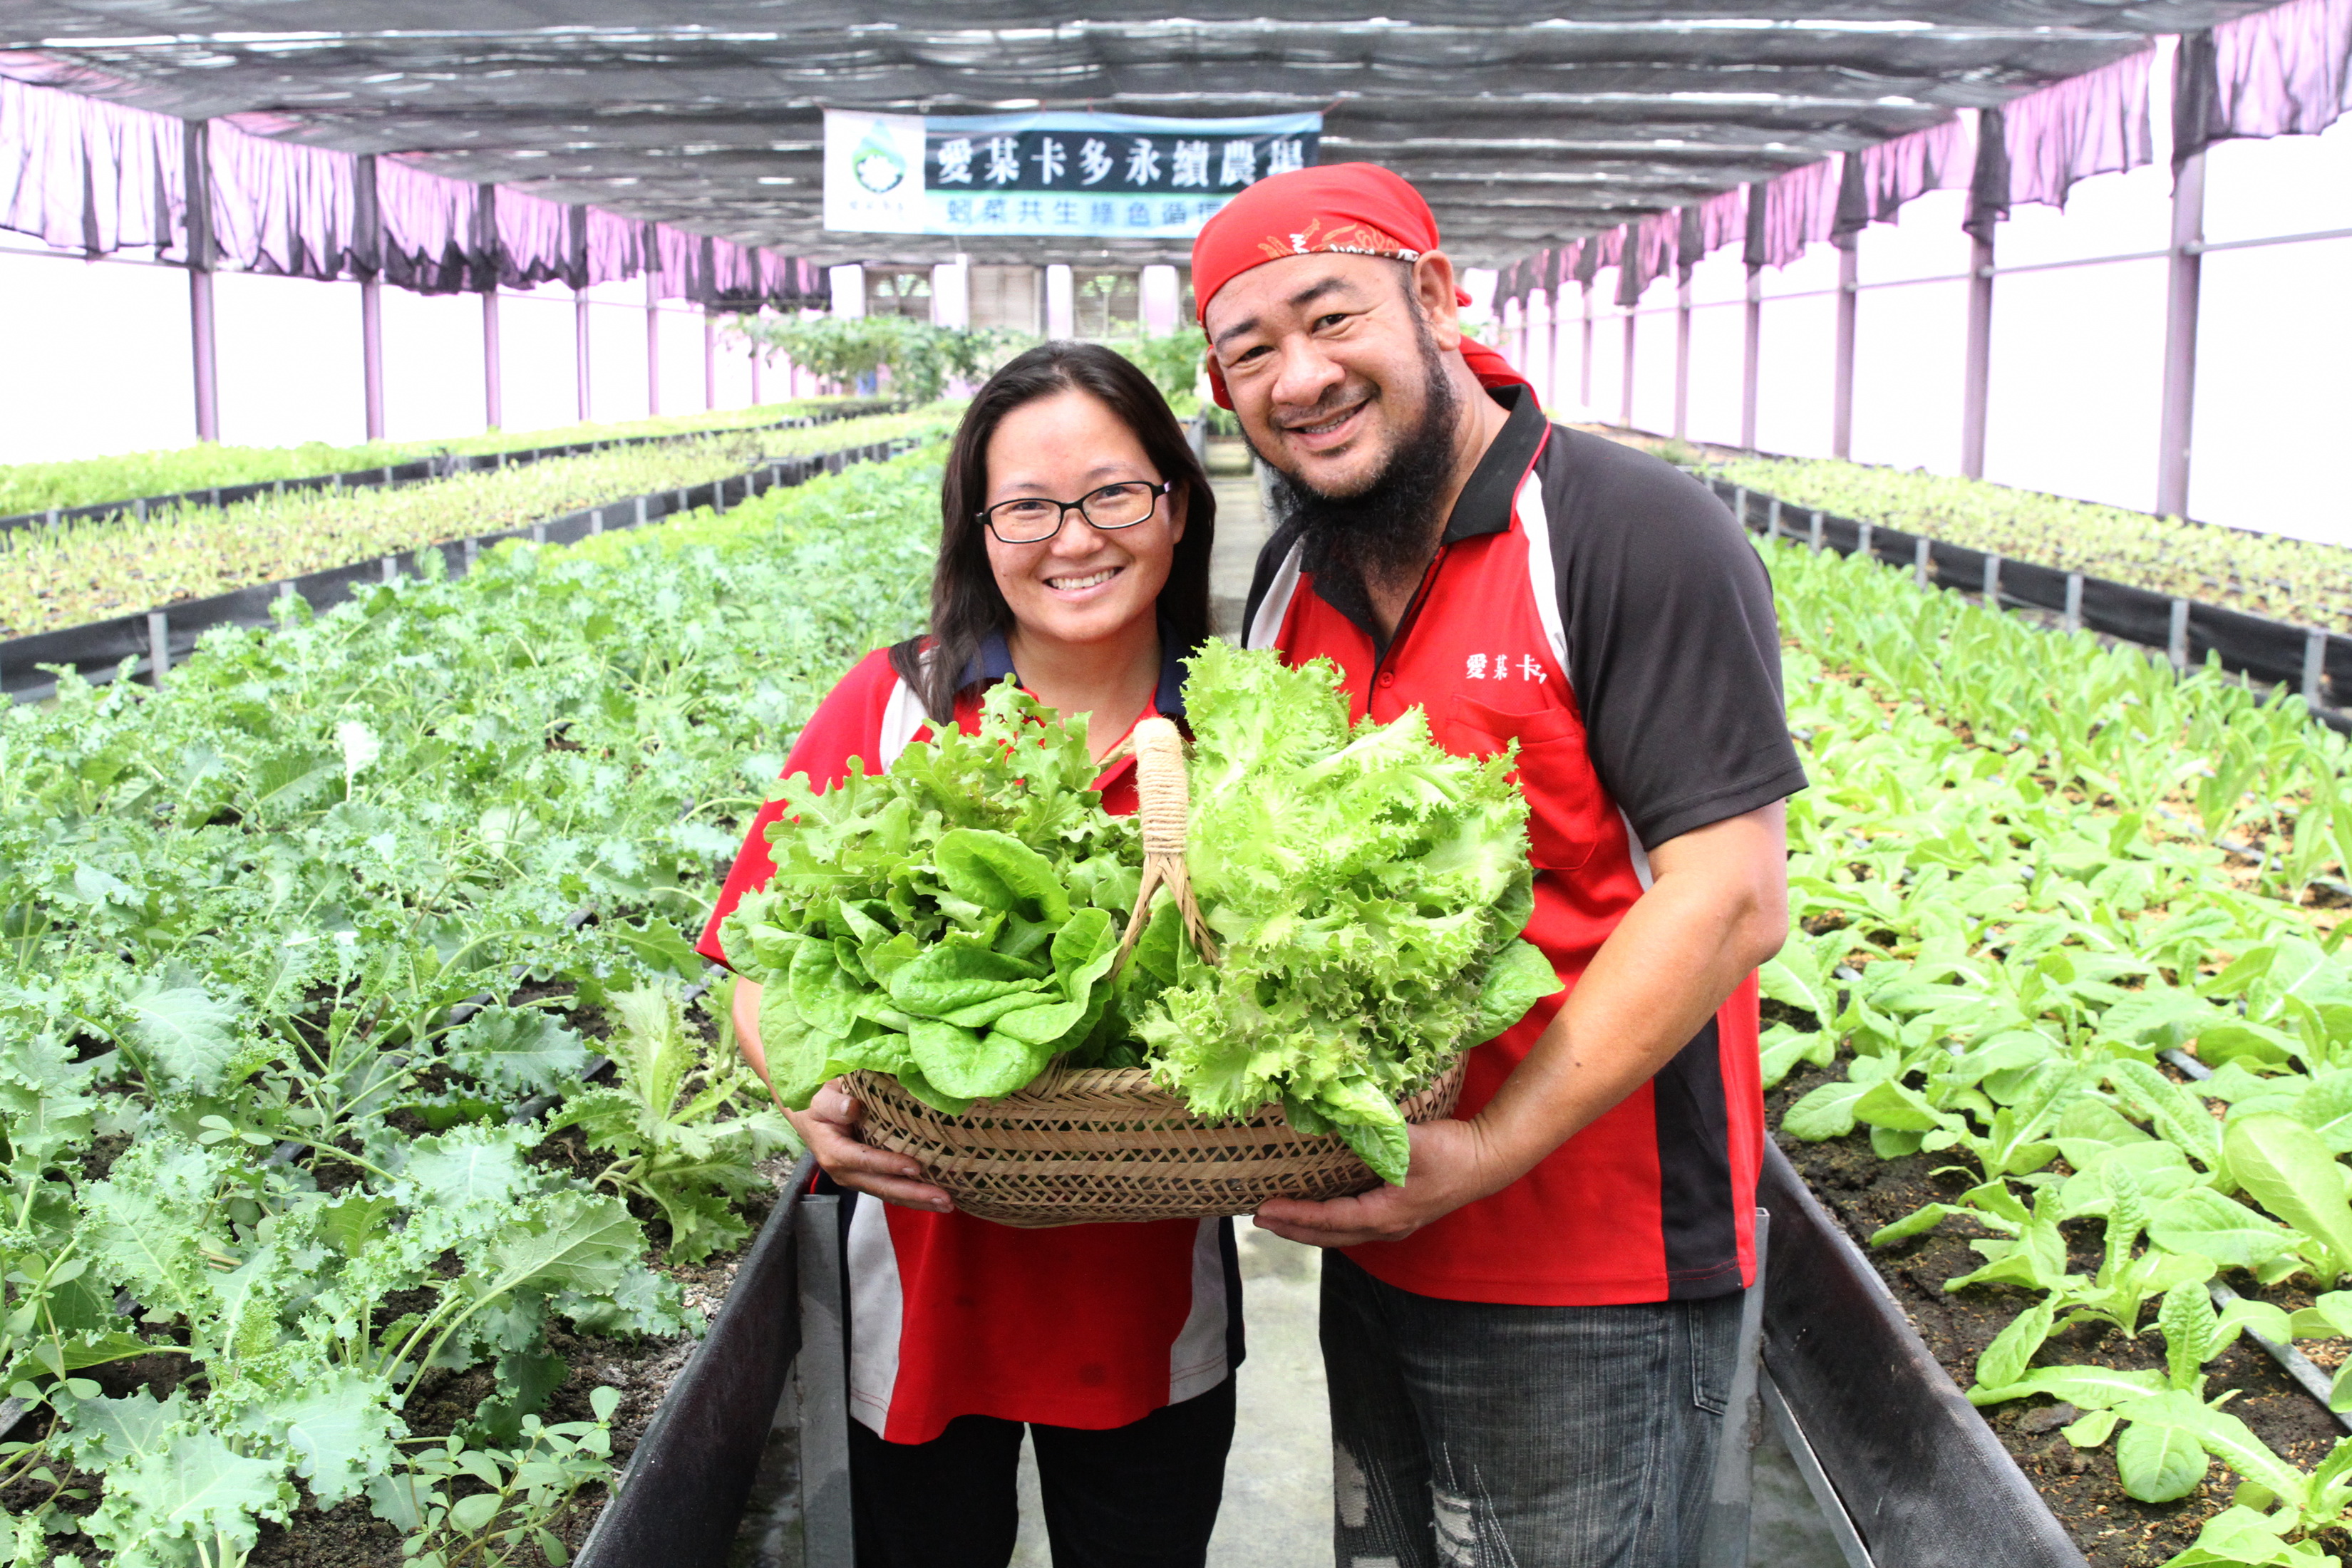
[1440,383,1547,545]
[960,620,1190,721]
[1284,383,1546,664]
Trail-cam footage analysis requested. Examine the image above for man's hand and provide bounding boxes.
[1256,801,1790,1251]
[786,1080,955,1212]
[1254,1118,1511,1248]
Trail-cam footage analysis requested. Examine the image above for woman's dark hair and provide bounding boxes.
[888,341,1216,721]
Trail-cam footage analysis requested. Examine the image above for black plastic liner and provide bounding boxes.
[0,401,898,536]
[1726,482,2352,736]
[1,438,914,703]
[578,1152,817,1568]
[1759,1144,2087,1568]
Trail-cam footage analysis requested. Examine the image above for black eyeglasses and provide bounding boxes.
[979,480,1172,544]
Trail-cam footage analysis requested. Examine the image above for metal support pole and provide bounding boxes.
[147,612,170,685]
[381,555,397,584]
[356,154,386,442]
[477,185,502,431]
[1767,497,1782,542]
[645,225,662,416]
[703,310,718,411]
[1740,267,1761,451]
[1857,520,1874,561]
[1914,536,1931,589]
[2169,597,2192,670]
[1982,552,2002,609]
[1810,511,1825,552]
[361,281,386,440]
[1961,234,1994,480]
[2158,153,2207,518]
[1673,282,1693,440]
[574,291,593,423]
[1579,283,1594,408]
[481,289,502,430]
[1619,309,1636,427]
[183,120,220,443]
[749,328,763,405]
[2305,630,2327,706]
[1832,239,1858,460]
[2063,572,2084,634]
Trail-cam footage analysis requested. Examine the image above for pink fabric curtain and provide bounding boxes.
[1693,187,1745,259]
[2177,0,2352,164]
[0,75,183,255]
[583,205,641,287]
[1850,119,1967,228]
[0,73,813,304]
[494,183,572,288]
[374,155,474,291]
[2003,48,2154,210]
[1755,158,1839,269]
[209,117,355,279]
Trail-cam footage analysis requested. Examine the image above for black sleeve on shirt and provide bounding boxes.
[1541,428,1808,850]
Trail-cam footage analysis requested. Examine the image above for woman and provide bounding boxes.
[696,342,1230,1568]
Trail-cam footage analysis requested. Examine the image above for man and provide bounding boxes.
[1192,164,1805,1567]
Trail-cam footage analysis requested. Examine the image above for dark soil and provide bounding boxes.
[0,1146,793,1568]
[1773,1063,2352,1567]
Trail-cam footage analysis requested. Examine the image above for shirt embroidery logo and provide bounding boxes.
[1465,653,1548,682]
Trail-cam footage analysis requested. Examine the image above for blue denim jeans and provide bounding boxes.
[1321,1253,1742,1568]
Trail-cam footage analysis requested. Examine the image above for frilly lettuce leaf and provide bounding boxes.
[1135,643,1562,1183]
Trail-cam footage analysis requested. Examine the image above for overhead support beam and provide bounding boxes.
[2157,152,2205,518]
[182,118,219,444]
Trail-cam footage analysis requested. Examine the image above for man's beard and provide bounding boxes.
[1257,335,1463,592]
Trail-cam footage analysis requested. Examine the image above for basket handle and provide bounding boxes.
[1111,716,1219,974]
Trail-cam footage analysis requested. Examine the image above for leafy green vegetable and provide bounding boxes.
[722,681,1145,1115]
[551,981,796,1264]
[723,644,1557,1185]
[1135,641,1558,1180]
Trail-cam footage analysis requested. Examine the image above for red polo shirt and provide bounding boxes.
[696,639,1243,1445]
[1242,388,1807,1306]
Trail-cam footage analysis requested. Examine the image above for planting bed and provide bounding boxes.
[0,398,882,521]
[0,407,951,639]
[1773,1068,2351,1568]
[0,454,942,1567]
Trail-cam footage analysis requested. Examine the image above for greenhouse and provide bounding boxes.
[6,1,2352,1566]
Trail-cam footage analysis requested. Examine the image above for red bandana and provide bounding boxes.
[1190,162,1530,408]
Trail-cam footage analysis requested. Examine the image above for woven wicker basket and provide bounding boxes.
[841,716,1465,1227]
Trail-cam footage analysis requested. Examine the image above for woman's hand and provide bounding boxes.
[786,1082,955,1212]
[735,979,954,1212]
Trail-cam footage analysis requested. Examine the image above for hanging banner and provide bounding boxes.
[822,110,1321,239]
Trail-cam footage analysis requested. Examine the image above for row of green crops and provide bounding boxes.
[0,398,885,519]
[1711,454,2352,638]
[1765,537,2352,1566]
[0,408,955,639]
[0,449,945,1565]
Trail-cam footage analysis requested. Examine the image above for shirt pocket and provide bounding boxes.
[1443,693,1609,872]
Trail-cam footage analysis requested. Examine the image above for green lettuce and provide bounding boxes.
[1133,642,1560,1182]
[721,647,1560,1187]
[718,682,1143,1114]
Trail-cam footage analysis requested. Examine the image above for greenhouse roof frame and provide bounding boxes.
[0,1,2284,267]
